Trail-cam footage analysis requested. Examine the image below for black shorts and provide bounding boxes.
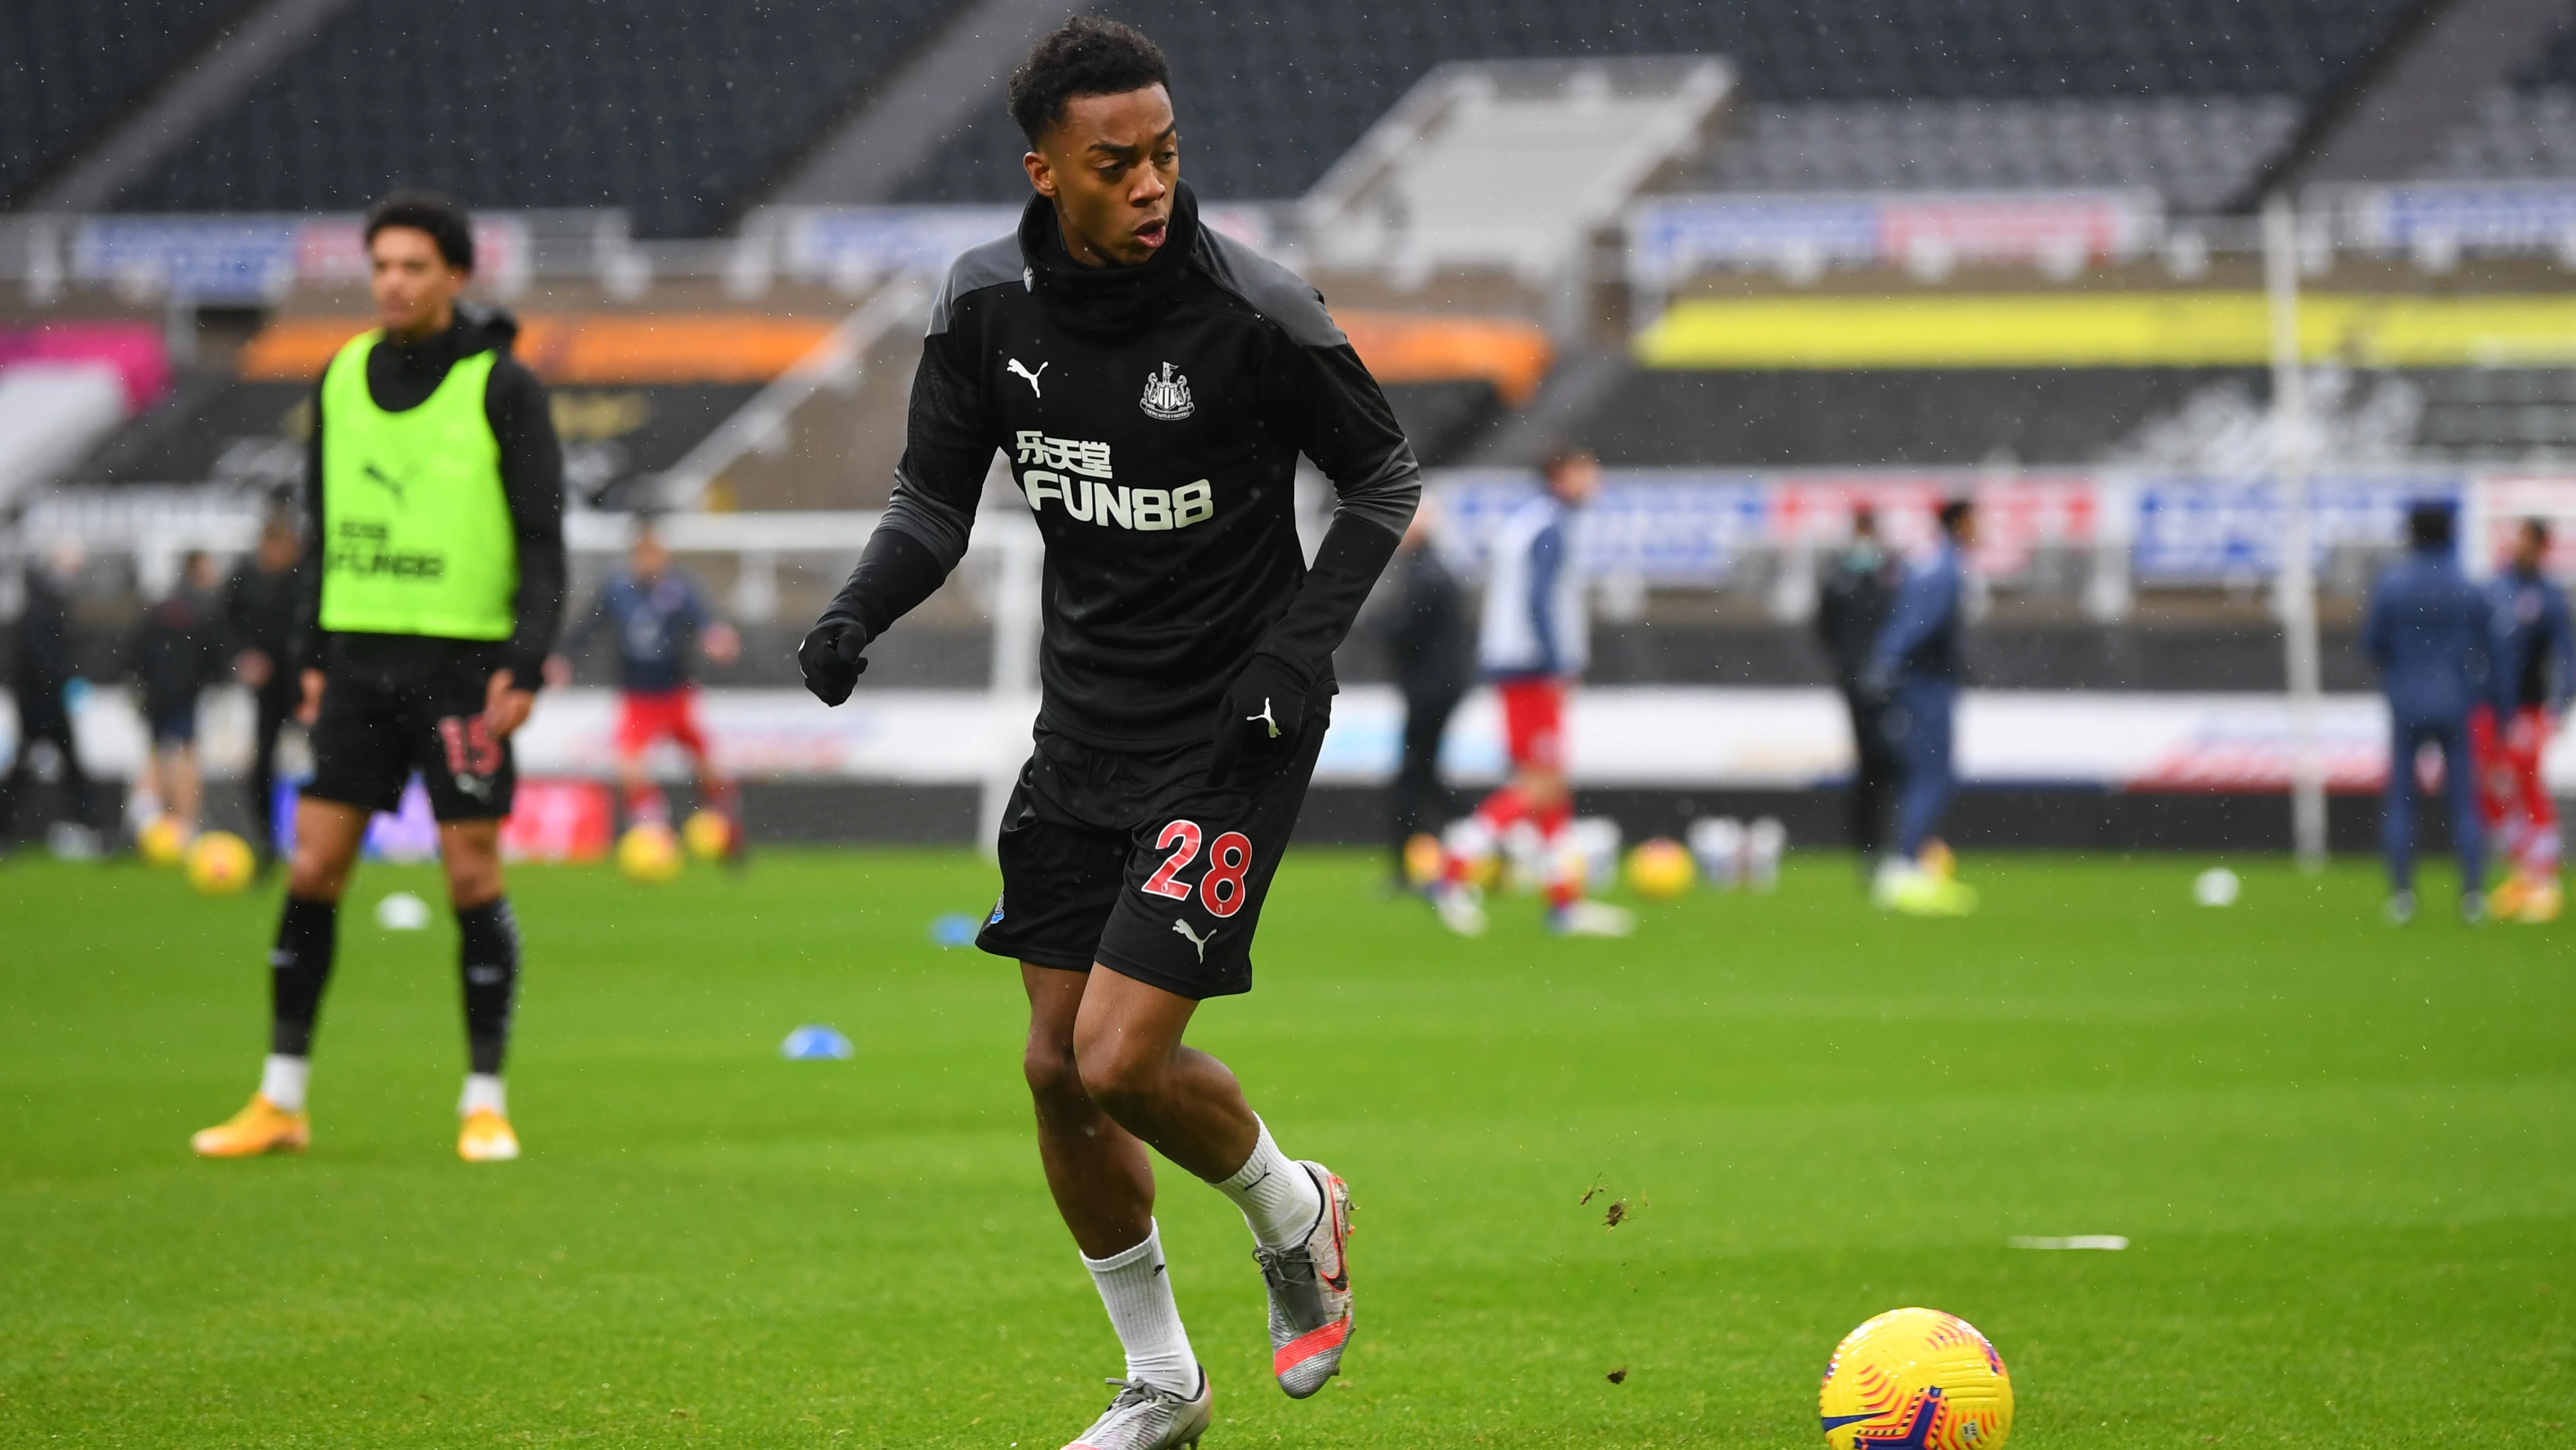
[306,665,516,822]
[975,714,1327,999]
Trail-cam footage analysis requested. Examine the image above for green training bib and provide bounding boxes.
[317,330,517,640]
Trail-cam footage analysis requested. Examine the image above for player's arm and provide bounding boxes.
[1525,523,1566,678]
[2548,584,2575,717]
[1205,335,1420,782]
[485,358,567,734]
[2361,580,2394,671]
[1865,565,1944,691]
[801,323,991,707]
[294,380,328,722]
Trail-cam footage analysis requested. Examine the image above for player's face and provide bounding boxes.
[632,536,668,579]
[1025,85,1178,267]
[368,227,467,339]
[2516,526,2547,572]
[1548,455,1602,506]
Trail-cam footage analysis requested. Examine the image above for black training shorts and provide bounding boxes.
[976,714,1327,999]
[306,662,516,822]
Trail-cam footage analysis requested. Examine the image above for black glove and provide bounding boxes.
[798,619,871,707]
[1206,651,1312,787]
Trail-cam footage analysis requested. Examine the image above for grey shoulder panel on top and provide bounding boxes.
[928,233,1027,335]
[1193,225,1346,350]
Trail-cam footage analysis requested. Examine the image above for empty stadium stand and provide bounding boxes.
[1703,95,2299,212]
[2419,0,2576,177]
[895,0,2426,203]
[2,0,257,208]
[109,0,952,236]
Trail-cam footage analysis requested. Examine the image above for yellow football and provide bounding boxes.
[137,815,188,866]
[1626,837,1696,900]
[184,831,256,895]
[1821,1307,2012,1450]
[616,823,684,883]
[1401,832,1446,888]
[682,809,734,861]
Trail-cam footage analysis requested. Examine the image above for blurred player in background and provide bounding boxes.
[1430,447,1633,938]
[126,550,226,845]
[2364,501,2489,925]
[2474,517,2570,923]
[1,543,102,855]
[192,190,565,1164]
[1866,498,1977,916]
[221,509,309,869]
[1816,506,1903,878]
[1379,501,1471,889]
[794,20,1410,1445]
[549,517,741,848]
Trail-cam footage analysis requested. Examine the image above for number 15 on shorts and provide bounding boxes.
[1140,820,1252,917]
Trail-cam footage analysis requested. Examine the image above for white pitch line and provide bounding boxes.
[2009,1234,2129,1250]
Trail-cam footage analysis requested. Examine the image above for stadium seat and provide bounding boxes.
[109,0,951,237]
[893,0,2419,203]
[0,0,254,208]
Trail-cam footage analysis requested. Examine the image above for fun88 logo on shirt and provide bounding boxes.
[1016,432,1214,532]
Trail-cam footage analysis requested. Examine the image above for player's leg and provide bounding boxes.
[2513,709,2563,920]
[168,739,203,835]
[668,689,741,857]
[248,685,290,866]
[422,680,524,1163]
[979,746,1213,1445]
[2437,718,2485,919]
[615,691,667,825]
[1089,726,1354,1401]
[2383,718,2420,918]
[190,796,368,1157]
[2470,706,2526,916]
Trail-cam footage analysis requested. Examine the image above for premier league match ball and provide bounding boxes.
[1820,1307,2013,1450]
[137,815,188,867]
[184,831,256,895]
[616,823,685,883]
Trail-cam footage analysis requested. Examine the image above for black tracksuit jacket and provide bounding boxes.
[820,183,1421,749]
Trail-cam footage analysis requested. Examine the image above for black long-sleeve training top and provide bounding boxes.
[296,305,567,690]
[817,182,1421,749]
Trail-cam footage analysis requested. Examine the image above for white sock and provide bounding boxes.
[1081,1221,1197,1396]
[459,1073,507,1118]
[1213,1118,1324,1249]
[259,1054,310,1113]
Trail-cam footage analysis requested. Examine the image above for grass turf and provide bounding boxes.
[1,847,2567,1447]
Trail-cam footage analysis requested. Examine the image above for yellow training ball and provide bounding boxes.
[138,815,188,866]
[184,831,256,895]
[1401,833,1446,888]
[1625,837,1696,901]
[616,823,684,884]
[1820,1307,2013,1450]
[682,809,734,862]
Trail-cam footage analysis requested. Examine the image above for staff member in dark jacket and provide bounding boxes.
[1814,506,1902,873]
[127,550,227,840]
[192,191,564,1167]
[1381,502,1472,883]
[2,543,102,851]
[2364,501,2489,925]
[220,510,309,865]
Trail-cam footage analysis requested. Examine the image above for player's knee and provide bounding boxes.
[1073,1038,1163,1115]
[1022,1037,1084,1104]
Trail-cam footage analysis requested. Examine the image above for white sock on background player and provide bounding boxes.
[259,1054,310,1113]
[1215,1117,1324,1248]
[1082,1221,1197,1395]
[459,1073,506,1118]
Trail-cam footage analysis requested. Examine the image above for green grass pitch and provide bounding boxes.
[2,847,2568,1447]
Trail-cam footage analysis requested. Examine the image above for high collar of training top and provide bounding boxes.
[1017,180,1201,339]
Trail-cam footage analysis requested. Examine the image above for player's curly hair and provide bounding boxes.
[1008,16,1170,145]
[365,189,474,271]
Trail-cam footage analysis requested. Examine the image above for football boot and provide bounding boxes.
[1256,1163,1355,1399]
[457,1109,521,1163]
[1062,1368,1211,1450]
[191,1095,309,1158]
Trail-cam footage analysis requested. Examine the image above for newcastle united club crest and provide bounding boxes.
[1140,362,1194,420]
